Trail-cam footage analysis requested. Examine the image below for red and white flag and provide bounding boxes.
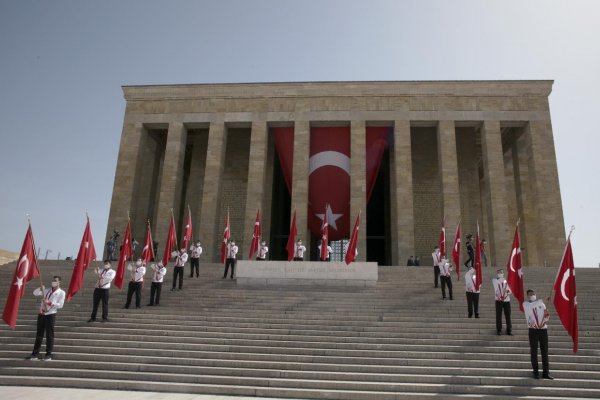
[438,216,446,258]
[553,234,578,353]
[114,220,133,289]
[66,216,97,301]
[220,209,230,264]
[452,221,461,280]
[162,214,178,266]
[474,223,483,291]
[320,204,329,261]
[506,225,525,311]
[181,207,193,251]
[248,210,261,259]
[2,224,40,328]
[141,222,155,264]
[345,211,361,265]
[286,210,297,262]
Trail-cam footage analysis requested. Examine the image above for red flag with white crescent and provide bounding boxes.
[286,210,297,262]
[248,210,261,259]
[2,224,40,328]
[452,222,461,280]
[320,204,329,261]
[114,220,133,289]
[220,209,230,264]
[474,223,483,291]
[66,216,97,301]
[438,216,446,258]
[182,208,192,251]
[345,211,360,265]
[141,223,155,264]
[162,215,178,267]
[506,226,525,311]
[553,236,578,353]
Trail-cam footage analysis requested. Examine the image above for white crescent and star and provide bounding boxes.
[309,151,349,231]
[14,255,29,289]
[316,204,343,231]
[560,268,571,301]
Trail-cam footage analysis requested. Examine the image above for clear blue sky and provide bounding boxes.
[1,0,598,266]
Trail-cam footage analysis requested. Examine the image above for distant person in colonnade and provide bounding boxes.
[256,240,269,260]
[293,239,306,261]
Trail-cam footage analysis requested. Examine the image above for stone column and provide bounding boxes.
[199,121,227,262]
[155,122,188,250]
[185,132,208,245]
[291,120,310,245]
[243,120,268,258]
[106,122,145,250]
[524,119,566,267]
[390,120,414,266]
[480,120,511,266]
[350,121,367,261]
[437,120,461,256]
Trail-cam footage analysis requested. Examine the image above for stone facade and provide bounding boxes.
[107,81,565,267]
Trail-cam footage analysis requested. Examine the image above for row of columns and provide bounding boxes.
[108,117,564,267]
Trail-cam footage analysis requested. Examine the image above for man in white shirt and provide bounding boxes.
[189,242,202,278]
[431,246,441,288]
[148,262,167,306]
[492,268,512,335]
[223,240,238,279]
[88,261,116,322]
[256,241,269,261]
[293,239,306,261]
[27,276,65,361]
[439,258,453,300]
[465,265,480,318]
[171,248,188,290]
[317,244,333,261]
[124,259,145,309]
[523,289,553,380]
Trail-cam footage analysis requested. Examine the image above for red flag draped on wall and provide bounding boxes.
[286,210,297,262]
[553,233,578,353]
[182,207,193,251]
[474,223,483,291]
[141,221,155,264]
[220,209,230,264]
[2,224,40,328]
[345,211,361,265]
[66,216,97,301]
[320,204,329,261]
[506,225,525,311]
[162,214,177,266]
[114,220,133,289]
[248,210,261,259]
[452,221,461,280]
[438,216,446,258]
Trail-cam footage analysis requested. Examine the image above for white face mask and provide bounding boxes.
[529,295,537,302]
[104,264,110,269]
[51,281,59,288]
[497,273,504,279]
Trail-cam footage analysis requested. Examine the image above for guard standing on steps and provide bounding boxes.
[223,240,238,279]
[27,276,65,361]
[124,259,145,309]
[492,268,512,335]
[431,245,441,288]
[171,248,187,290]
[293,239,306,261]
[256,240,269,260]
[317,244,333,261]
[189,242,202,277]
[148,262,166,306]
[465,265,480,318]
[439,258,453,300]
[524,289,553,380]
[88,261,116,322]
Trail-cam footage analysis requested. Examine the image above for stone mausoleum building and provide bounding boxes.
[106,81,565,267]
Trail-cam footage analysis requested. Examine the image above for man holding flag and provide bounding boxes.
[523,288,553,380]
[28,276,65,361]
[88,261,115,323]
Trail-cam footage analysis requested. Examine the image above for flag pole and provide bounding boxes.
[27,213,44,288]
[188,204,193,244]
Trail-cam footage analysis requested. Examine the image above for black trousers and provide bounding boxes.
[125,281,142,308]
[495,301,512,333]
[172,266,184,289]
[32,314,56,356]
[433,265,440,287]
[190,258,199,277]
[223,258,236,278]
[466,292,480,317]
[440,276,453,299]
[529,328,550,374]
[91,288,109,320]
[464,252,474,268]
[149,282,163,305]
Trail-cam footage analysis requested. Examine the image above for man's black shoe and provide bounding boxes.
[147,303,153,306]
[507,332,513,336]
[101,319,109,323]
[87,318,96,323]
[533,372,540,379]
[543,374,554,380]
[497,331,501,335]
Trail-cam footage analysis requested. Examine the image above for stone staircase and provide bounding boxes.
[0,260,599,399]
